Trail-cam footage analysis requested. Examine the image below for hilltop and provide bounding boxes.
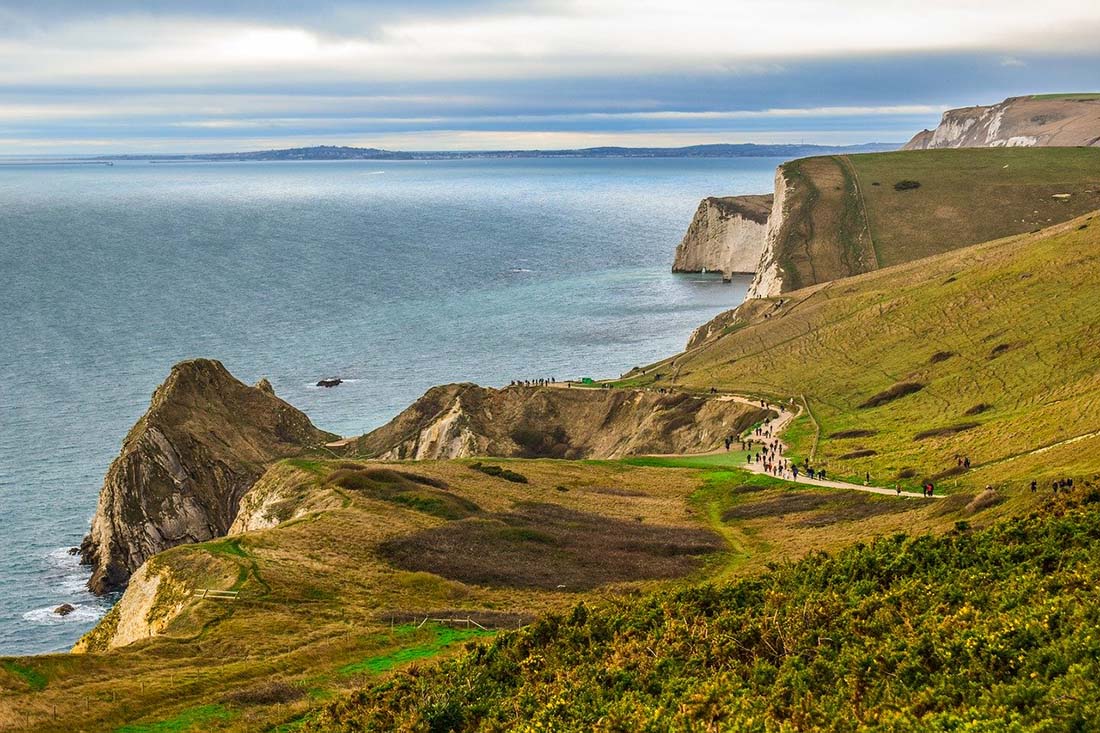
[906,94,1100,150]
[634,211,1100,495]
[746,147,1100,295]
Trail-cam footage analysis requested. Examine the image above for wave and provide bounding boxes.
[22,603,105,625]
[509,268,534,273]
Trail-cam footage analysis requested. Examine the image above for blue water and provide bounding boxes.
[0,157,778,654]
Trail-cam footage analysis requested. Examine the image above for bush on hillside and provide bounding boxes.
[894,179,922,191]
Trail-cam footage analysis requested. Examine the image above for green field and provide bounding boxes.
[4,454,956,731]
[766,147,1100,292]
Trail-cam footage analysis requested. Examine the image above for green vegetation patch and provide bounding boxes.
[340,624,494,676]
[116,703,232,732]
[469,462,528,483]
[622,452,751,470]
[1,660,47,691]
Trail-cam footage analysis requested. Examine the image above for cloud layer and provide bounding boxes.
[1,1,1098,153]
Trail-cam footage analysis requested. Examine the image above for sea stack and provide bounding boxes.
[79,359,336,594]
[672,195,772,279]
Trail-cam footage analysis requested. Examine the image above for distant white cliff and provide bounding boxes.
[904,94,1100,150]
[672,195,772,278]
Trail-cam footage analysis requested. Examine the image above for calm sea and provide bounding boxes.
[0,156,778,654]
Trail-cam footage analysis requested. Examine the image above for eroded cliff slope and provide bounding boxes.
[905,94,1100,150]
[672,195,771,276]
[80,359,335,594]
[352,383,770,460]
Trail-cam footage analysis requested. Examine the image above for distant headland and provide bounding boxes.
[89,142,900,162]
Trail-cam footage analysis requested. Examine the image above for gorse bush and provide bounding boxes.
[312,497,1100,732]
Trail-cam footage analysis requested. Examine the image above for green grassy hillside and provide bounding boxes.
[765,147,1100,292]
[312,492,1100,732]
[3,456,954,731]
[636,213,1100,494]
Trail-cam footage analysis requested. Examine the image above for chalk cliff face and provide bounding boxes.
[746,168,792,299]
[672,195,772,276]
[904,95,1100,150]
[354,384,770,460]
[80,360,335,594]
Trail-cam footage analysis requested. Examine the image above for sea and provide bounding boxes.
[0,156,779,655]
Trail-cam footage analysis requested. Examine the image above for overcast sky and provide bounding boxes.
[2,0,1099,154]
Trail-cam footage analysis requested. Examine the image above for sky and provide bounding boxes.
[1,0,1099,154]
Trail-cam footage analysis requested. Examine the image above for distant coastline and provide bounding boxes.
[76,142,900,163]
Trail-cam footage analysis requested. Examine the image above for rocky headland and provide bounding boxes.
[79,359,336,594]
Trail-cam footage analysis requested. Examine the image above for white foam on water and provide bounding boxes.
[22,603,105,625]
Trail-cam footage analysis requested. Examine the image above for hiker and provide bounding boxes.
[964,456,971,469]
[819,469,827,480]
[928,482,935,497]
[865,471,870,486]
[793,466,799,479]
[896,484,901,496]
[1031,480,1037,492]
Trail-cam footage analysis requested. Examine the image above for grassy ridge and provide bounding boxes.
[311,494,1100,731]
[768,148,1100,292]
[655,213,1100,494]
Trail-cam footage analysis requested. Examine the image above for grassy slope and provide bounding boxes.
[1,457,952,731]
[314,493,1100,732]
[771,147,1100,291]
[634,213,1100,495]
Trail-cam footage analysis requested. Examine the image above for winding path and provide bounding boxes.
[706,394,936,499]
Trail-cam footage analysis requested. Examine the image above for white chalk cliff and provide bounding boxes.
[672,195,772,277]
[746,168,792,299]
[904,95,1100,150]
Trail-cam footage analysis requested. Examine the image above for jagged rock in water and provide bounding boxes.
[672,195,772,277]
[54,603,76,617]
[352,383,771,460]
[80,359,335,594]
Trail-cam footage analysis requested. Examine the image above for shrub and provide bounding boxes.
[470,463,528,484]
[859,382,924,409]
[894,179,921,191]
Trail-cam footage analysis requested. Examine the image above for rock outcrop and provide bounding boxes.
[904,95,1100,150]
[672,195,772,277]
[352,384,770,460]
[80,359,335,594]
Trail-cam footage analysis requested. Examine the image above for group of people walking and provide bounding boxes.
[510,378,556,387]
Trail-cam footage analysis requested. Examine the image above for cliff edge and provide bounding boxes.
[904,94,1100,150]
[79,359,335,594]
[672,195,772,276]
